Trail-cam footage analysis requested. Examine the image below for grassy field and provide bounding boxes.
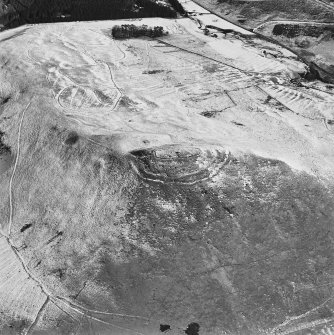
[0,15,333,334]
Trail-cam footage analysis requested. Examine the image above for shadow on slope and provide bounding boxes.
[1,109,332,334]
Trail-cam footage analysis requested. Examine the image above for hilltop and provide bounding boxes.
[0,2,333,335]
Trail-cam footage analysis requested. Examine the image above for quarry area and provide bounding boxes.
[193,0,334,82]
[0,0,333,334]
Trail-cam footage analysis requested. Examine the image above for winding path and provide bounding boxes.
[0,99,182,335]
[1,3,333,333]
[8,100,31,237]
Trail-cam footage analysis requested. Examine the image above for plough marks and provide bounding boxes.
[0,237,46,324]
[264,84,334,122]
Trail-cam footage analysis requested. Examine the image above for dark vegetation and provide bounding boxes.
[46,231,63,245]
[0,129,12,175]
[1,96,10,104]
[0,0,177,29]
[20,223,32,232]
[1,319,29,335]
[168,0,186,15]
[270,23,334,82]
[231,121,245,126]
[137,0,176,17]
[273,24,334,38]
[305,61,334,83]
[196,0,334,83]
[112,24,166,39]
[184,323,200,335]
[0,90,333,334]
[143,69,164,74]
[0,130,10,154]
[0,1,333,333]
[65,131,79,145]
[160,324,171,332]
[215,0,334,23]
[123,145,334,333]
[200,110,221,118]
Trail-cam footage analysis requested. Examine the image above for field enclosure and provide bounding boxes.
[0,8,334,335]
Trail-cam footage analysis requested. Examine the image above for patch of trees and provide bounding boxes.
[3,0,135,25]
[215,0,334,22]
[167,0,185,15]
[112,24,166,39]
[273,24,334,38]
[137,0,176,18]
[1,0,177,28]
[0,131,10,154]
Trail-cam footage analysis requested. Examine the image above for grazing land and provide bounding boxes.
[0,1,333,335]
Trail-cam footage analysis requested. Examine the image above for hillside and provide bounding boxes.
[193,0,334,83]
[0,9,334,334]
[0,0,177,29]
[195,0,334,29]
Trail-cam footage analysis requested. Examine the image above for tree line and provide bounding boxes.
[112,24,166,38]
[1,0,178,28]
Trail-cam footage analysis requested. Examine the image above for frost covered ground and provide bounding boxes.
[0,2,334,334]
[1,15,333,175]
